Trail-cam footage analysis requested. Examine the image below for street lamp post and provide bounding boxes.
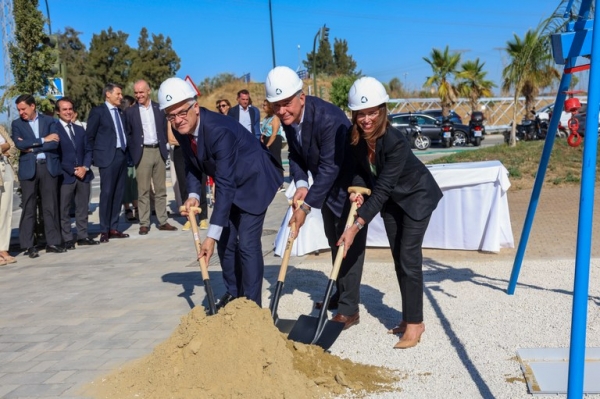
[268,0,276,68]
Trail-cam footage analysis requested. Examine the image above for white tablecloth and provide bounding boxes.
[274,160,514,256]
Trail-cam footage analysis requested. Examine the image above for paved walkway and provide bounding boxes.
[1,175,597,397]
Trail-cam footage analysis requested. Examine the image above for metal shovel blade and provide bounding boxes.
[287,280,344,350]
[270,281,296,333]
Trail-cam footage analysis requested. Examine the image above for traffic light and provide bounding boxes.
[320,25,329,42]
[42,34,61,76]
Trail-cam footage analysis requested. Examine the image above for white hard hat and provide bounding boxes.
[347,77,389,111]
[158,77,197,110]
[265,66,303,102]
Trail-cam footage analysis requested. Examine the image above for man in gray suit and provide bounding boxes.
[11,94,65,258]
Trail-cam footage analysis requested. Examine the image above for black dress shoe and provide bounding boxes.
[216,292,235,311]
[25,247,39,258]
[99,233,109,243]
[46,245,66,253]
[77,238,99,246]
[64,241,76,250]
[109,229,129,238]
[315,297,339,310]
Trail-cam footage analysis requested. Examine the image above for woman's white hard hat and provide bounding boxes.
[265,66,304,102]
[347,76,389,111]
[158,77,197,110]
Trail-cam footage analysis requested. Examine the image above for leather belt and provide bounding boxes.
[143,143,159,148]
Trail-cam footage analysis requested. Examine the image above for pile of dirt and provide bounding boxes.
[85,299,400,399]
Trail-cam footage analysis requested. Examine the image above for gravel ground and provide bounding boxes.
[271,257,600,398]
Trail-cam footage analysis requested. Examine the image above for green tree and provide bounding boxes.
[502,29,559,145]
[57,27,99,119]
[423,46,460,118]
[387,77,404,98]
[3,0,57,112]
[304,37,335,76]
[333,38,358,76]
[86,27,134,101]
[330,75,355,111]
[456,58,496,114]
[197,73,238,96]
[130,27,181,90]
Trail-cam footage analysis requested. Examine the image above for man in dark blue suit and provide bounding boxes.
[158,77,283,308]
[124,80,177,235]
[55,97,98,249]
[86,83,130,243]
[11,94,65,258]
[227,89,261,139]
[265,66,367,330]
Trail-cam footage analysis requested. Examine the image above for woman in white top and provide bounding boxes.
[261,100,285,191]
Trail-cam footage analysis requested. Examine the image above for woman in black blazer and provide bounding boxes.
[338,77,443,349]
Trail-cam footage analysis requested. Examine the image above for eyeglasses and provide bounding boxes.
[356,109,380,121]
[166,103,194,122]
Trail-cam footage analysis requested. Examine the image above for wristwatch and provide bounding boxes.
[354,220,364,230]
[299,203,311,215]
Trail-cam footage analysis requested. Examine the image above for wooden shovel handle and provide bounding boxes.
[278,221,296,282]
[179,205,202,214]
[184,207,210,281]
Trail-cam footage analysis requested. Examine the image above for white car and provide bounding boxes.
[536,100,587,128]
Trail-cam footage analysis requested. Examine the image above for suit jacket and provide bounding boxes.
[57,122,94,184]
[352,125,443,223]
[282,95,352,218]
[173,107,283,227]
[11,113,61,180]
[86,104,126,168]
[124,101,169,165]
[227,104,261,139]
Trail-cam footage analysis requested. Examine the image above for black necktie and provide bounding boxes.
[67,123,75,145]
[112,108,126,150]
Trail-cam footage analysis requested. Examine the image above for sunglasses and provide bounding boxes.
[218,104,228,109]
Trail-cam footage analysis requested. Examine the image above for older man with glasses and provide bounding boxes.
[158,77,283,309]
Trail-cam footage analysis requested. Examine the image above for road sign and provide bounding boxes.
[44,77,64,99]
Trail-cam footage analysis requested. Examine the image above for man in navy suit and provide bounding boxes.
[86,83,130,243]
[265,66,367,330]
[158,77,283,308]
[11,94,66,258]
[55,97,98,249]
[124,80,177,235]
[227,89,261,139]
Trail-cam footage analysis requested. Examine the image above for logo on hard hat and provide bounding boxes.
[276,88,282,95]
[166,95,172,101]
[360,96,368,104]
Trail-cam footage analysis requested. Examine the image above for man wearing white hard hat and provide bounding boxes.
[265,66,367,330]
[338,77,442,349]
[158,77,283,308]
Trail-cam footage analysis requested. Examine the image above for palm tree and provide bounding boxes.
[502,28,559,146]
[423,46,460,117]
[456,59,496,114]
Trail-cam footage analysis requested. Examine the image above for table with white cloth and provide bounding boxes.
[274,160,514,256]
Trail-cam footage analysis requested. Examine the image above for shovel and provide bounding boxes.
[287,186,371,349]
[180,205,217,315]
[269,221,298,333]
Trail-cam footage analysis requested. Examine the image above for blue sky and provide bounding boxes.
[3,0,566,97]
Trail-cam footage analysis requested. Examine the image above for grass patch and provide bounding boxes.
[427,138,597,190]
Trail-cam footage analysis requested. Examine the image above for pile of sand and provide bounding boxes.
[85,299,399,398]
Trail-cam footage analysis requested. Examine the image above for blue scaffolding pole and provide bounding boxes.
[506,1,598,396]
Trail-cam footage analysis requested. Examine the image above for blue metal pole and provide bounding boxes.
[567,10,600,399]
[506,67,572,295]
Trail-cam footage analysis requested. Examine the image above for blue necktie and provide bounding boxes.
[112,108,126,150]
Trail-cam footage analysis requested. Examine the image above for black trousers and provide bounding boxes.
[60,179,91,242]
[19,161,62,248]
[321,202,368,316]
[98,149,127,233]
[381,201,431,323]
[173,146,207,221]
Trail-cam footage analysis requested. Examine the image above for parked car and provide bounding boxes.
[419,109,463,124]
[388,112,471,147]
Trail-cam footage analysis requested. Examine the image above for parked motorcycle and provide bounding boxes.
[532,109,548,139]
[516,113,537,141]
[468,111,485,147]
[406,115,431,150]
[440,117,454,148]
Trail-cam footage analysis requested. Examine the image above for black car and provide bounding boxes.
[419,109,463,124]
[387,112,471,147]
